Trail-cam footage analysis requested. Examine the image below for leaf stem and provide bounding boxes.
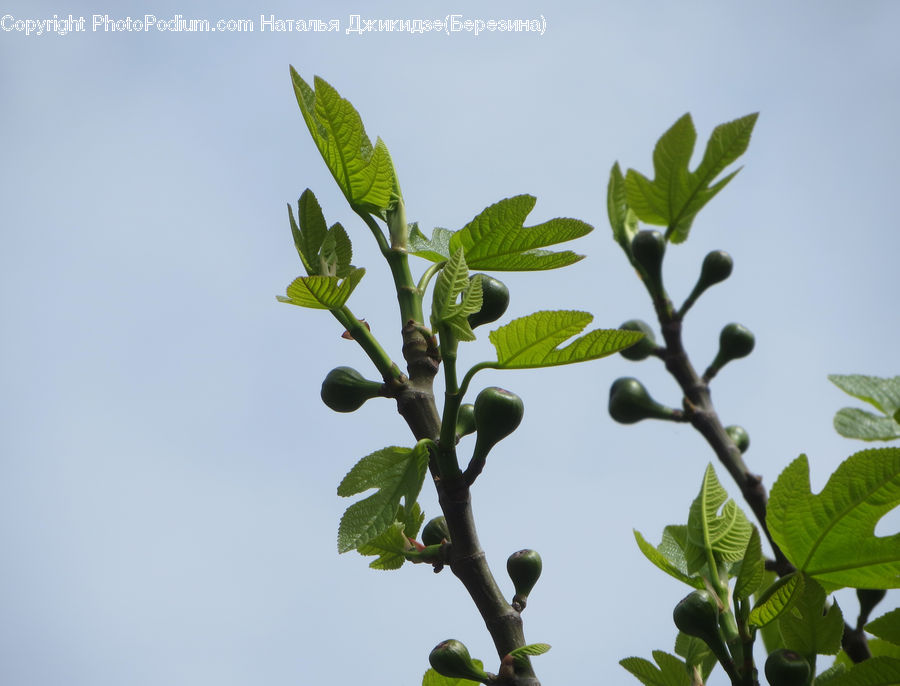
[416,261,446,299]
[331,306,404,384]
[459,362,499,402]
[356,209,425,326]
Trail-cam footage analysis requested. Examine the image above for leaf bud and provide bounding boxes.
[320,366,385,413]
[618,320,658,361]
[422,516,451,547]
[507,549,542,611]
[467,274,510,329]
[608,377,679,424]
[764,649,811,686]
[428,639,490,683]
[725,425,750,453]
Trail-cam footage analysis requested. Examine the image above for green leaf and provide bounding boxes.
[685,463,753,574]
[749,572,805,627]
[755,570,787,653]
[620,651,691,686]
[336,442,430,553]
[290,68,396,214]
[277,268,365,310]
[488,311,643,370]
[733,526,765,601]
[319,223,353,277]
[674,632,717,681]
[824,657,900,686]
[778,576,844,656]
[834,408,900,442]
[816,663,848,686]
[829,375,900,416]
[289,189,329,275]
[767,449,900,589]
[409,224,453,262]
[431,249,481,342]
[624,113,758,243]
[509,643,551,666]
[399,502,425,540]
[356,522,410,570]
[608,163,628,244]
[421,662,484,686]
[867,639,900,659]
[356,503,425,570]
[449,195,592,271]
[867,608,900,645]
[633,529,705,589]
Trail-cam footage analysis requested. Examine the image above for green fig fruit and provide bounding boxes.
[764,649,811,686]
[473,387,524,452]
[468,274,510,329]
[673,590,720,642]
[681,250,734,315]
[698,250,733,289]
[618,319,658,361]
[455,403,477,440]
[725,425,750,453]
[707,323,755,379]
[673,590,733,668]
[631,230,666,292]
[608,377,678,424]
[320,366,384,413]
[429,639,490,682]
[422,516,451,547]
[508,549,542,610]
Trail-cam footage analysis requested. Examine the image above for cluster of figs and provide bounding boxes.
[318,273,548,682]
[319,273,529,475]
[674,589,814,686]
[426,544,543,683]
[608,230,755,453]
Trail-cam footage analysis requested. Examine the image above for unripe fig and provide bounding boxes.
[455,403,477,440]
[707,323,755,379]
[631,230,666,291]
[422,516,451,547]
[725,425,750,453]
[698,250,733,290]
[473,387,524,452]
[508,549,542,610]
[674,590,733,669]
[717,323,755,362]
[681,250,734,315]
[429,639,490,683]
[467,274,510,329]
[320,366,384,413]
[857,588,887,623]
[673,590,720,643]
[608,377,678,424]
[764,649,811,686]
[619,319,657,361]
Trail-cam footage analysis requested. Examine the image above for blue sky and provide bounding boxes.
[2,2,898,685]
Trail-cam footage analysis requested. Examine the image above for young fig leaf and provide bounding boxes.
[767,449,900,589]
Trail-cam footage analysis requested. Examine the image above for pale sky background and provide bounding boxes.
[1,2,898,685]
